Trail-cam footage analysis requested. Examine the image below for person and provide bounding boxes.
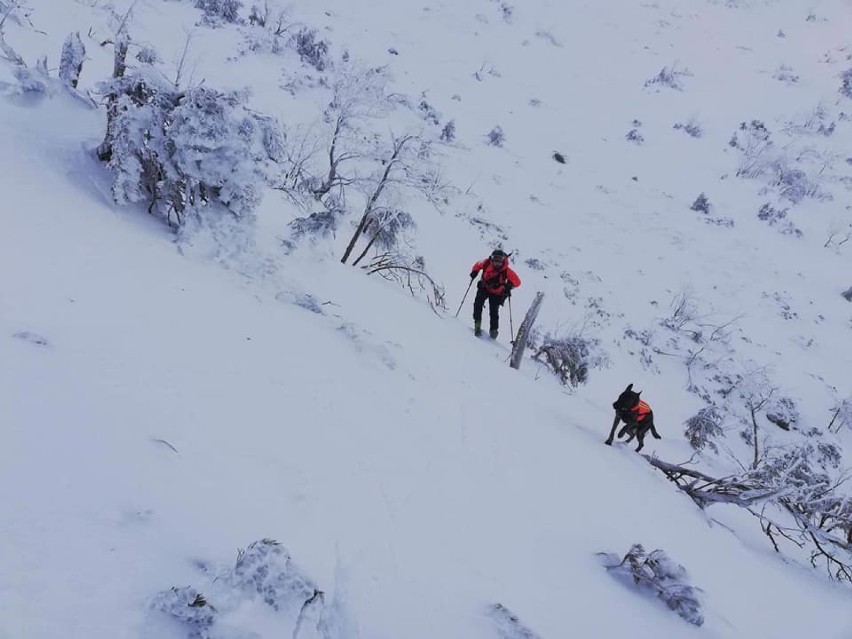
[469,249,521,338]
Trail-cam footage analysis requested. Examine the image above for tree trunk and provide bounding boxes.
[96,30,128,162]
[510,292,544,370]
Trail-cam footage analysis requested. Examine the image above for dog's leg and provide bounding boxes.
[605,414,620,445]
[648,416,662,440]
[634,424,647,452]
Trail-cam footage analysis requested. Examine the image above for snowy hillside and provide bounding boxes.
[1,0,852,637]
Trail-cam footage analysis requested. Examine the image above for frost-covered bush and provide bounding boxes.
[757,203,801,236]
[289,207,344,241]
[12,57,51,94]
[223,538,316,612]
[600,544,703,627]
[690,193,711,214]
[684,406,724,453]
[772,164,815,204]
[487,602,540,639]
[417,95,441,125]
[625,128,644,144]
[486,125,505,147]
[644,65,692,91]
[773,64,799,85]
[135,45,159,65]
[731,120,773,178]
[59,32,85,89]
[151,587,217,639]
[765,396,799,430]
[293,27,330,71]
[195,0,243,23]
[440,120,456,142]
[673,119,702,138]
[532,333,608,387]
[98,69,284,227]
[840,68,852,99]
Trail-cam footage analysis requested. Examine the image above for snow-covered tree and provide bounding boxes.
[59,32,85,89]
[98,65,284,226]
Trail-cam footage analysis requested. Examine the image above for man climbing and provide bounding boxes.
[469,249,521,338]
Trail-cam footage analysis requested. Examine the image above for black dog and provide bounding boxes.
[605,383,661,452]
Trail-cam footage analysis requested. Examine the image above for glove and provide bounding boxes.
[503,284,513,299]
[470,270,478,279]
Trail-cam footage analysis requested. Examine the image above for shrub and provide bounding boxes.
[293,27,330,71]
[532,333,608,387]
[195,0,243,23]
[684,406,724,453]
[486,125,505,147]
[690,193,710,214]
[98,70,285,227]
[600,544,703,627]
[644,65,692,91]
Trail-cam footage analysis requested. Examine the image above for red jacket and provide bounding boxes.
[471,257,521,295]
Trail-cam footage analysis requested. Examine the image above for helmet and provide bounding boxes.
[490,249,507,259]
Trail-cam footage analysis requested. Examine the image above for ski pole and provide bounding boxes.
[454,278,475,318]
[508,296,515,344]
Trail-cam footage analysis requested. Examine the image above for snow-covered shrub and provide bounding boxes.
[731,120,773,178]
[486,125,505,146]
[690,193,711,214]
[684,406,724,453]
[135,45,159,64]
[532,333,609,387]
[772,164,816,204]
[12,57,51,94]
[765,396,799,430]
[600,544,703,627]
[151,587,217,639]
[59,32,85,89]
[625,128,644,144]
[289,207,344,241]
[644,65,692,91]
[487,602,540,639]
[773,64,799,85]
[440,119,456,142]
[223,538,316,612]
[195,0,243,23]
[840,68,852,99]
[757,203,801,236]
[673,119,702,138]
[524,257,545,270]
[417,95,441,125]
[293,27,330,71]
[843,286,852,302]
[98,68,284,227]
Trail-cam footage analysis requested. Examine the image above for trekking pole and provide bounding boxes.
[454,278,475,318]
[508,297,515,344]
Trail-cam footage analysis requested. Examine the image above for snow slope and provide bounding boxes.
[2,0,852,637]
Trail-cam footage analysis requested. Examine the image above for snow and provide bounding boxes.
[1,0,852,637]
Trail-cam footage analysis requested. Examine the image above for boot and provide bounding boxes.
[489,328,498,339]
[474,320,482,337]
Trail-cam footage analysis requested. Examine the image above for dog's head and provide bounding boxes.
[613,383,642,415]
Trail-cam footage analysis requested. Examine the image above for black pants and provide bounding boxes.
[473,285,503,331]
